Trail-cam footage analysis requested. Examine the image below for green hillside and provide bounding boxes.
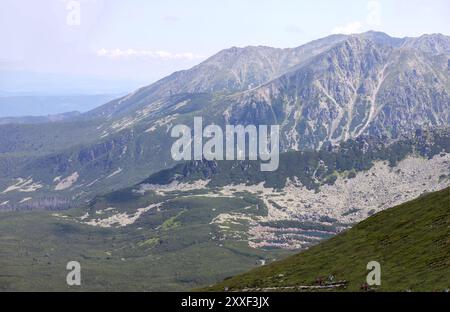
[205,187,450,292]
[0,188,292,291]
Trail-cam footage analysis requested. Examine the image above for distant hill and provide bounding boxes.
[205,187,450,292]
[0,111,81,125]
[0,94,122,118]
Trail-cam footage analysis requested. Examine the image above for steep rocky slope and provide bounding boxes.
[225,35,450,149]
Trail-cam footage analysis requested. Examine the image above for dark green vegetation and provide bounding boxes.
[144,128,450,190]
[205,188,450,292]
[0,188,292,291]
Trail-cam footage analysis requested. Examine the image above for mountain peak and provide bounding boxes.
[354,31,404,47]
[403,33,450,55]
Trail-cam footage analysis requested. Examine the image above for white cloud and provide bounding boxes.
[332,21,363,35]
[366,0,382,26]
[96,49,205,61]
[331,0,382,35]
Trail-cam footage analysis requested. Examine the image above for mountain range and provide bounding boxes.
[0,31,449,291]
[1,31,449,211]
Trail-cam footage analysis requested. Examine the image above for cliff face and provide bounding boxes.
[225,36,450,150]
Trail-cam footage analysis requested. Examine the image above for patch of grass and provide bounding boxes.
[159,210,184,231]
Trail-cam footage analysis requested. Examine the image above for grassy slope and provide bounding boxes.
[205,187,450,292]
[0,192,292,291]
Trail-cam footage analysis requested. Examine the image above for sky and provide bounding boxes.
[1,0,449,94]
